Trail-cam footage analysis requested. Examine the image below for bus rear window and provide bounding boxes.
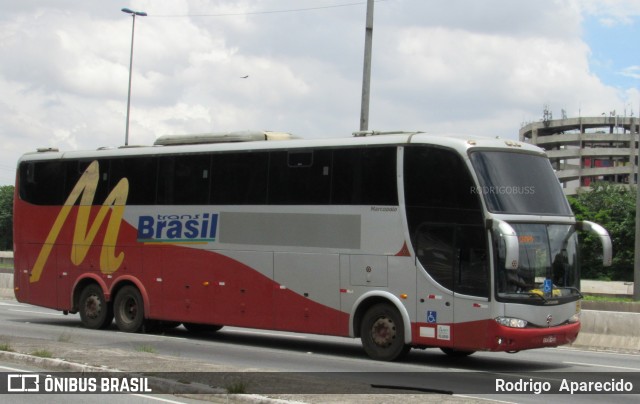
[19,161,64,205]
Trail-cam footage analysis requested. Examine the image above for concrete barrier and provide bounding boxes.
[574,310,640,352]
[0,273,12,298]
[581,279,634,298]
[0,251,13,267]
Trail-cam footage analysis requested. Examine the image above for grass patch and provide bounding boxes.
[225,380,248,394]
[57,332,73,343]
[135,344,157,354]
[583,295,634,303]
[31,349,53,358]
[0,342,13,352]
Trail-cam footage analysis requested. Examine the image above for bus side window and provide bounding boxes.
[268,150,331,205]
[415,225,455,291]
[19,161,64,205]
[455,226,489,297]
[211,152,268,205]
[157,155,211,205]
[414,224,488,297]
[109,157,157,205]
[62,160,109,205]
[332,147,397,205]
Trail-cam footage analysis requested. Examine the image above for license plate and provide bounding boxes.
[542,335,557,344]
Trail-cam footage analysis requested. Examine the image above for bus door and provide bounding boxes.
[415,224,455,347]
[415,224,489,349]
[451,225,490,351]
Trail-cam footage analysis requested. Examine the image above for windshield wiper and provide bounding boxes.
[500,292,547,302]
[559,287,583,299]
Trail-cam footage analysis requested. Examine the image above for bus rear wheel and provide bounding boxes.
[78,284,113,329]
[360,303,410,361]
[114,286,145,333]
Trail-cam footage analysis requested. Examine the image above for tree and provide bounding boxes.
[0,186,14,251]
[567,183,635,281]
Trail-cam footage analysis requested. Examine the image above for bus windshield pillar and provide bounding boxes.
[492,219,519,270]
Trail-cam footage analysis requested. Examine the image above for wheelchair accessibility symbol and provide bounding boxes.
[427,310,437,323]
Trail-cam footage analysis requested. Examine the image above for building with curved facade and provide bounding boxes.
[519,116,640,195]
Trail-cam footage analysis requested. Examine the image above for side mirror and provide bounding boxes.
[576,221,613,266]
[492,219,519,270]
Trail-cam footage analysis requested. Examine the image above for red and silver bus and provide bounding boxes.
[13,131,611,361]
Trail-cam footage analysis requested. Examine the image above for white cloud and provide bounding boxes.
[0,0,638,185]
[577,0,640,25]
[620,66,640,80]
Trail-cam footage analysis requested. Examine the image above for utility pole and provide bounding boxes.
[635,114,640,300]
[359,0,374,131]
[122,8,147,146]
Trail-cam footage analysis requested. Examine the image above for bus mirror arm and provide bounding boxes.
[491,219,519,270]
[576,221,613,267]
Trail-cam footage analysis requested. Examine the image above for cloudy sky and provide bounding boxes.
[1,0,639,185]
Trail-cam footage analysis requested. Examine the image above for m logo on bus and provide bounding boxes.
[30,160,128,283]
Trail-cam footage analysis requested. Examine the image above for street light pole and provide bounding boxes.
[359,0,374,132]
[121,8,147,146]
[635,114,640,300]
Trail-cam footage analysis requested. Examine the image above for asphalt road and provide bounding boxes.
[1,298,639,403]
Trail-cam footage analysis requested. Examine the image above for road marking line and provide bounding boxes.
[563,361,640,371]
[0,302,24,307]
[556,346,640,357]
[8,309,64,316]
[227,329,308,339]
[115,332,186,341]
[0,365,31,372]
[130,394,190,403]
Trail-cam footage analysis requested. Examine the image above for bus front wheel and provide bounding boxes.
[78,284,113,329]
[360,303,410,361]
[114,286,145,333]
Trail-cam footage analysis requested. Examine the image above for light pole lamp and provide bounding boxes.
[122,8,147,146]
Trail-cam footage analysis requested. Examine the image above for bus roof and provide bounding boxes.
[17,130,545,163]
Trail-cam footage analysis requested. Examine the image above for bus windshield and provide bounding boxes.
[495,223,580,302]
[469,151,572,216]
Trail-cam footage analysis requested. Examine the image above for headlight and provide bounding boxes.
[495,317,528,328]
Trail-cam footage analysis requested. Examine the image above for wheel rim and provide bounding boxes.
[121,296,138,324]
[84,294,101,320]
[371,316,396,347]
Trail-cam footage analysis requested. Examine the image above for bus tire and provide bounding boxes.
[78,284,113,330]
[114,286,145,333]
[440,347,475,357]
[183,322,223,333]
[360,303,410,361]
